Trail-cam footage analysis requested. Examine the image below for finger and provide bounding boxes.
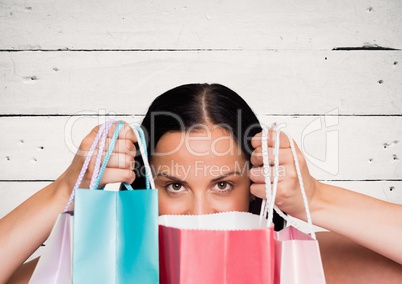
[250,147,295,167]
[250,179,299,206]
[249,165,294,184]
[103,138,136,156]
[251,129,291,149]
[250,183,267,200]
[76,125,104,157]
[98,168,136,188]
[104,153,135,170]
[89,124,102,137]
[108,122,137,143]
[250,147,275,166]
[249,166,272,183]
[249,166,277,184]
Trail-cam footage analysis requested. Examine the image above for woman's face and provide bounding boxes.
[151,126,251,215]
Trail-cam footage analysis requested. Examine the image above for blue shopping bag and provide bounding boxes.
[70,121,159,283]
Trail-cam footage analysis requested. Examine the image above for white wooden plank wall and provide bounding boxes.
[1,0,402,220]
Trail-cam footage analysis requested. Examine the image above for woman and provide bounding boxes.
[2,83,402,283]
[131,83,280,221]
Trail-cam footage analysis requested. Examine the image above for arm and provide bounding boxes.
[7,258,39,284]
[312,182,402,265]
[318,232,402,283]
[0,176,70,282]
[249,130,402,265]
[0,122,136,282]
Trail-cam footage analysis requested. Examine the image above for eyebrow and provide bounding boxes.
[210,171,242,183]
[155,172,189,187]
[155,171,242,184]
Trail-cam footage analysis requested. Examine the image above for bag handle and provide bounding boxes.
[63,121,115,212]
[92,123,155,190]
[260,123,285,225]
[260,124,316,238]
[122,124,156,190]
[63,121,155,212]
[91,121,124,189]
[90,123,155,191]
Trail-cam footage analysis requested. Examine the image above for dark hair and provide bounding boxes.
[129,83,283,228]
[143,83,260,158]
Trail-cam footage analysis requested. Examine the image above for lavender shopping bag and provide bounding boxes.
[31,121,159,284]
[29,213,72,284]
[29,122,116,284]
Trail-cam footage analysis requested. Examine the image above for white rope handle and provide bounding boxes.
[260,124,316,238]
[287,133,316,238]
[269,124,285,224]
[259,126,271,225]
[261,124,285,226]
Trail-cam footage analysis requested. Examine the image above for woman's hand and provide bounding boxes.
[61,121,137,195]
[0,121,138,282]
[249,129,320,220]
[249,128,402,265]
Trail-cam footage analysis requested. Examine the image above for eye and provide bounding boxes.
[165,183,185,193]
[212,181,233,192]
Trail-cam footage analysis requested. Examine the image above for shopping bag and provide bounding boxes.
[158,125,296,284]
[29,212,72,284]
[29,122,115,284]
[159,212,274,284]
[275,225,325,284]
[260,125,326,284]
[70,121,159,283]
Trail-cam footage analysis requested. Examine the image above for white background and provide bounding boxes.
[1,0,401,220]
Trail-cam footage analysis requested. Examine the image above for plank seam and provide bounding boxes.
[0,48,401,52]
[1,114,401,117]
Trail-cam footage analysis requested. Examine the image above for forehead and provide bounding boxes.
[153,126,243,158]
[150,127,247,177]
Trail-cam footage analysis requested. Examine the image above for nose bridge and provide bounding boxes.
[191,191,213,215]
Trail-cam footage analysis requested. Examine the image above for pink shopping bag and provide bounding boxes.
[159,211,275,284]
[262,125,326,284]
[274,225,325,284]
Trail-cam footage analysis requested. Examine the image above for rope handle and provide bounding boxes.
[124,124,156,190]
[64,121,116,212]
[93,123,155,190]
[259,124,284,226]
[259,127,271,224]
[88,121,112,189]
[260,124,316,238]
[63,121,156,213]
[92,121,124,189]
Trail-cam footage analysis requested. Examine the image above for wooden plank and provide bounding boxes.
[260,115,402,180]
[1,181,401,220]
[1,50,401,115]
[0,116,401,181]
[326,181,402,205]
[0,0,401,50]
